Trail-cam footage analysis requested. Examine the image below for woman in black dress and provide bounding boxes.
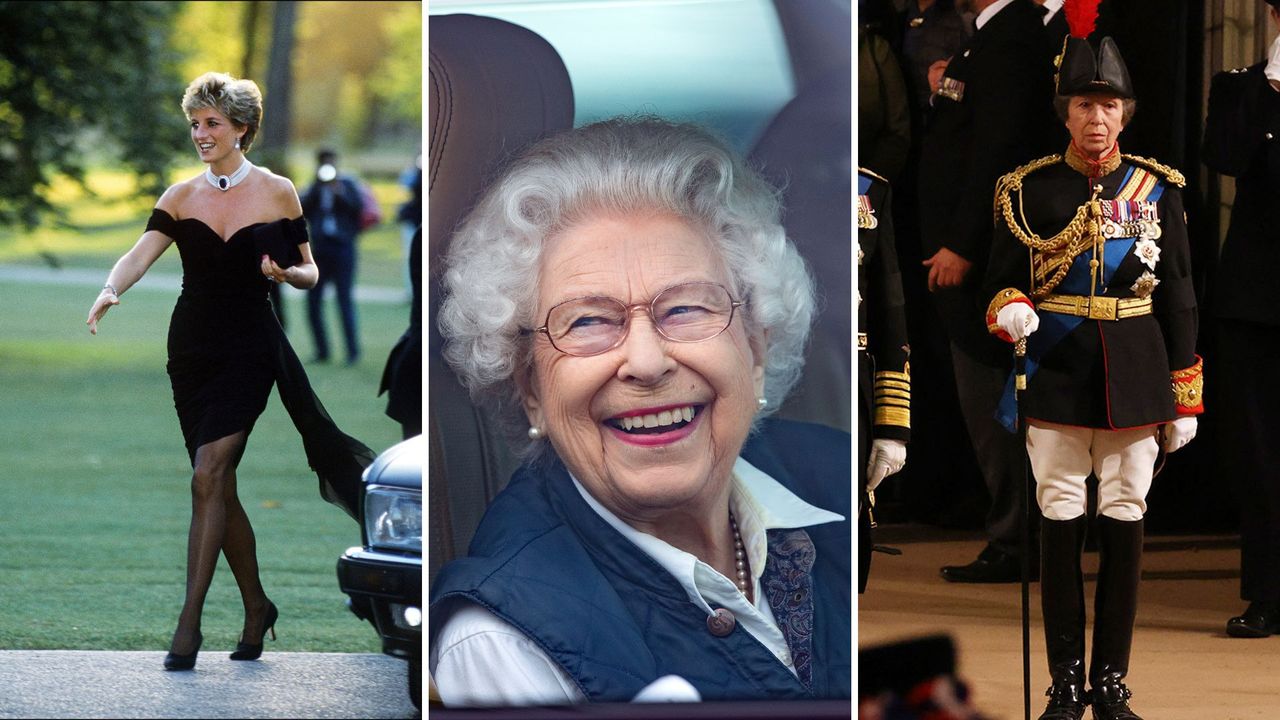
[86,72,372,671]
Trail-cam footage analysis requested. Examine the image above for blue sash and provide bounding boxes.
[994,169,1166,432]
[857,172,873,195]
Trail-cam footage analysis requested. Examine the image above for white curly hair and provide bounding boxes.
[438,116,816,458]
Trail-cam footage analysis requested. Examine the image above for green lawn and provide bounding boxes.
[0,206,414,652]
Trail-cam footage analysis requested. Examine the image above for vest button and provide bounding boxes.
[706,608,736,637]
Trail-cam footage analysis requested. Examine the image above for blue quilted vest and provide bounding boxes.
[429,418,852,702]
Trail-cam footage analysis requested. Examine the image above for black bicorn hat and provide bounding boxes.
[1055,35,1134,99]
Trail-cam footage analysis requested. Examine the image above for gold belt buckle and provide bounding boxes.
[1087,296,1118,321]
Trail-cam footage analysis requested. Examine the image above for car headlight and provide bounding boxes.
[364,485,422,553]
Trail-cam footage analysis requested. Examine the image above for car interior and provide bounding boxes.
[427,2,852,713]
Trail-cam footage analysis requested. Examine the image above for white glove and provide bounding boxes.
[996,302,1040,341]
[1160,416,1198,453]
[866,438,907,491]
[1266,33,1280,85]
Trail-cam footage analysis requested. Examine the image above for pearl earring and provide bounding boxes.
[527,426,543,440]
[235,138,241,150]
[757,397,768,410]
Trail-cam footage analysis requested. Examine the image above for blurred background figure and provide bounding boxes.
[396,153,423,302]
[873,0,975,536]
[301,148,366,366]
[380,226,421,440]
[857,166,911,594]
[859,635,992,720]
[916,0,1058,584]
[1203,0,1280,640]
[859,0,912,184]
[897,0,971,117]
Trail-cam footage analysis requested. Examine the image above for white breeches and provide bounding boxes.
[1026,420,1160,522]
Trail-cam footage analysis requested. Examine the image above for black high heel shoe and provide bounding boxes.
[230,600,278,661]
[163,631,203,671]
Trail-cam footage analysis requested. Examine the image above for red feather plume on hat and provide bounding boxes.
[1064,0,1100,39]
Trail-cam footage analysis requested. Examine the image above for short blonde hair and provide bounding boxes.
[181,72,263,152]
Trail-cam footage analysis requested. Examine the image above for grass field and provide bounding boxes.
[0,176,415,653]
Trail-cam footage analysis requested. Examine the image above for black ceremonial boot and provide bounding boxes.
[1038,516,1090,720]
[1089,516,1144,720]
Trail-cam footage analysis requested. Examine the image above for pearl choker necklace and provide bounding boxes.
[205,158,252,192]
[730,511,750,598]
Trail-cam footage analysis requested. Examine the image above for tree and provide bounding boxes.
[0,1,187,229]
[368,2,422,129]
[256,1,297,177]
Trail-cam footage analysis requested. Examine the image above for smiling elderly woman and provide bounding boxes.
[428,118,852,705]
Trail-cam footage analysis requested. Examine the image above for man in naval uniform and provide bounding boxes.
[983,29,1202,720]
[857,167,911,593]
[1203,0,1280,640]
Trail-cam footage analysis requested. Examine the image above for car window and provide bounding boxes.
[428,0,795,152]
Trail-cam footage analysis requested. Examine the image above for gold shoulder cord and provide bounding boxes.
[995,154,1105,298]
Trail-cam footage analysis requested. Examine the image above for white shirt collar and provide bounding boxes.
[975,0,1017,30]
[569,456,844,615]
[1040,0,1064,24]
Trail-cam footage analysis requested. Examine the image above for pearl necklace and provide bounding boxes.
[205,158,252,192]
[730,511,750,598]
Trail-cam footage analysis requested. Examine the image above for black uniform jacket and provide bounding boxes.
[858,169,911,446]
[1203,62,1280,327]
[983,154,1199,429]
[917,0,1057,364]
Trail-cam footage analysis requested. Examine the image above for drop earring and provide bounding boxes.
[757,397,768,410]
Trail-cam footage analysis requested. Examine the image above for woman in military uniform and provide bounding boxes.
[982,31,1202,720]
[857,167,910,593]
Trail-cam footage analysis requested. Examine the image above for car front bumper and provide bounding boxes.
[337,547,422,659]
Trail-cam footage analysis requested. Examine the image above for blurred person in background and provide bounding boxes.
[397,153,423,301]
[1203,0,1280,640]
[917,0,1058,584]
[860,0,912,184]
[85,71,373,672]
[301,148,364,365]
[857,167,911,593]
[380,226,421,440]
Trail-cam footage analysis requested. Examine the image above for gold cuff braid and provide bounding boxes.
[1171,356,1204,413]
[874,365,911,429]
[987,288,1032,333]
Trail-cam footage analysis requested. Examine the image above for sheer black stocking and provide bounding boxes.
[170,431,268,655]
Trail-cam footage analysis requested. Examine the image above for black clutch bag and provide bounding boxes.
[252,218,307,269]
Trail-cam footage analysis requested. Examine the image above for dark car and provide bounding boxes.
[337,435,424,708]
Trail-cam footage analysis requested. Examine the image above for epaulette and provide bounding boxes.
[999,153,1063,184]
[1122,154,1186,188]
[994,154,1063,208]
[860,165,890,181]
[858,167,889,184]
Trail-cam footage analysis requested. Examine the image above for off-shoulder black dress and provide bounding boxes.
[146,209,374,518]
